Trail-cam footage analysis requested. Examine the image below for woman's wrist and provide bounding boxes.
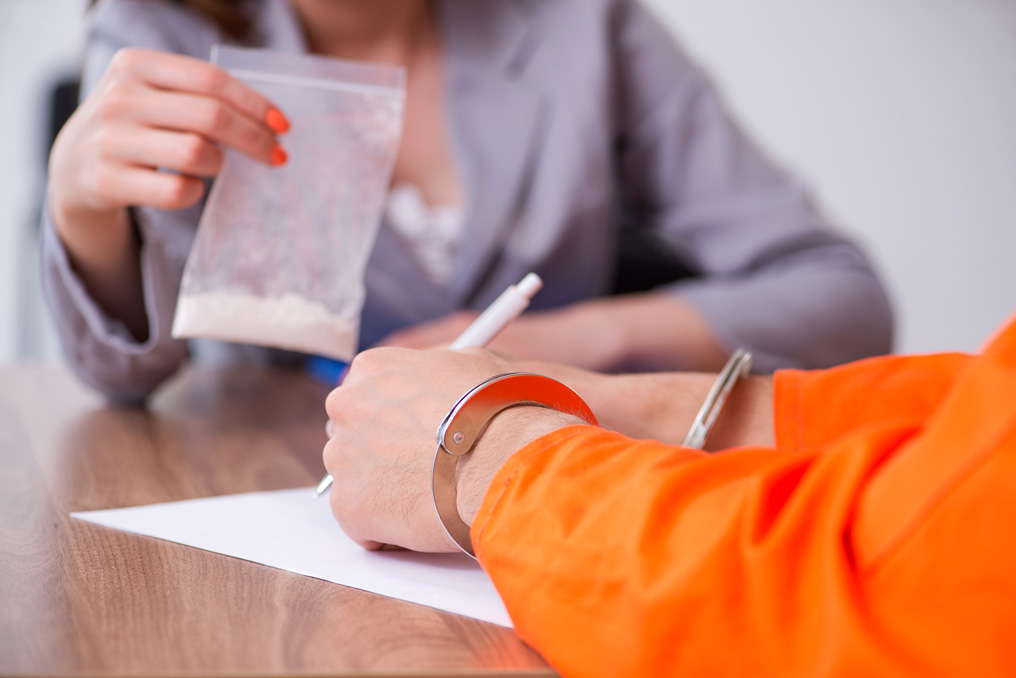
[50,192,133,266]
[455,406,585,525]
[602,292,729,372]
[546,300,628,371]
[50,197,149,341]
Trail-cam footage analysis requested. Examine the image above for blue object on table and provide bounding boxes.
[306,356,349,386]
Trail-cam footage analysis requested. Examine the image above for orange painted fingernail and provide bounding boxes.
[270,144,288,167]
[266,108,290,134]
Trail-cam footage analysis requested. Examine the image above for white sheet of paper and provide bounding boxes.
[71,487,512,627]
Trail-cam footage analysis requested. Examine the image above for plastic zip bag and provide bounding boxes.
[172,46,405,360]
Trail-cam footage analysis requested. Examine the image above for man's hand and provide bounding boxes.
[323,347,774,554]
[323,347,581,552]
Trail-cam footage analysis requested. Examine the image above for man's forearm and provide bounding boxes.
[455,371,776,526]
[512,361,774,450]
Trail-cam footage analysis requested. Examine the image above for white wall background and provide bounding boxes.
[644,0,1016,354]
[1,0,1014,364]
[0,0,84,363]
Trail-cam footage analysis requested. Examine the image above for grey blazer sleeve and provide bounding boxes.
[614,1,893,371]
[40,0,205,403]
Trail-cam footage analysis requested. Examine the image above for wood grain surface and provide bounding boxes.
[0,366,554,677]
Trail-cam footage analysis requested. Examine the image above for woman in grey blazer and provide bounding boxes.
[44,0,892,403]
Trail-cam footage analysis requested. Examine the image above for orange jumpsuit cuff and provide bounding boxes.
[470,424,601,561]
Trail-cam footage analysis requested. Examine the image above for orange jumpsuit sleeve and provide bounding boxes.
[774,352,971,454]
[471,318,1016,677]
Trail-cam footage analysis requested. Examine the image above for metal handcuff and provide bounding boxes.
[432,372,597,559]
[431,350,753,559]
[682,349,753,449]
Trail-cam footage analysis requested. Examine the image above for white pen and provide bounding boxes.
[313,272,544,499]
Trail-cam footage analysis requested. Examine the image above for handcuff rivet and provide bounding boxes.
[452,432,465,445]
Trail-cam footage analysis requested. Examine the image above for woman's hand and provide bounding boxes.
[323,347,580,552]
[376,292,730,373]
[375,307,618,369]
[48,48,290,338]
[51,47,287,226]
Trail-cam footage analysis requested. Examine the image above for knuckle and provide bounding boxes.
[161,175,197,208]
[205,145,225,174]
[92,126,117,157]
[242,126,270,156]
[197,66,228,93]
[90,163,117,200]
[324,388,346,421]
[322,437,340,470]
[98,86,132,121]
[198,101,229,134]
[108,48,140,75]
[348,349,379,375]
[178,135,209,168]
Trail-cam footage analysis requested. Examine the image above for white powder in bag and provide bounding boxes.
[172,291,356,360]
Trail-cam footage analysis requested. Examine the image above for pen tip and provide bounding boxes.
[312,474,333,500]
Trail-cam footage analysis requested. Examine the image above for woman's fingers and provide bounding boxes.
[111,48,284,130]
[48,47,290,251]
[91,164,206,211]
[102,48,288,165]
[97,124,225,177]
[129,89,283,166]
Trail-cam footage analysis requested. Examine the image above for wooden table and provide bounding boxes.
[0,366,553,676]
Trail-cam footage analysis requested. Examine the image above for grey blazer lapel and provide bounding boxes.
[441,0,548,306]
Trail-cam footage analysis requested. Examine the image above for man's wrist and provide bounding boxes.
[574,371,774,450]
[455,406,585,525]
[705,375,774,451]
